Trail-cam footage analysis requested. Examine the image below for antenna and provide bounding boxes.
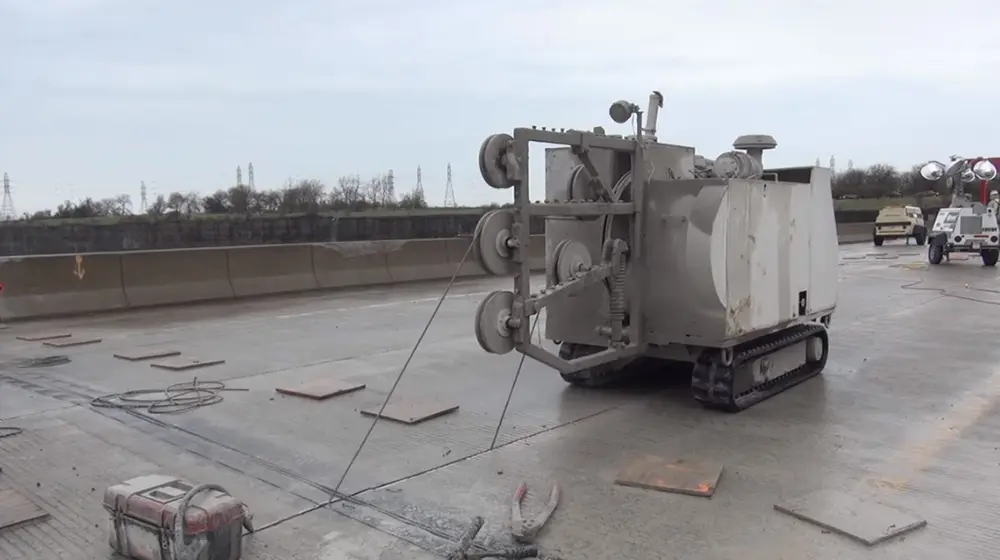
[1,173,15,221]
[237,165,243,187]
[415,165,424,198]
[386,169,395,202]
[444,163,456,207]
[829,155,836,174]
[140,181,148,213]
[248,162,255,189]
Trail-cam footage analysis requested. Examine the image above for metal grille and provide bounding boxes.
[961,216,983,234]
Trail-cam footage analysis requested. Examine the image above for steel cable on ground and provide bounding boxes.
[90,378,248,414]
[326,229,481,503]
[0,426,23,438]
[490,313,541,450]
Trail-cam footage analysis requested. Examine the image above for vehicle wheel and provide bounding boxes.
[981,249,999,267]
[928,244,944,265]
[873,236,884,247]
[914,230,927,246]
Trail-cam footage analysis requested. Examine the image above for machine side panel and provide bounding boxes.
[807,167,838,313]
[789,180,813,316]
[727,180,813,338]
[725,181,754,338]
[644,180,729,346]
[542,147,612,346]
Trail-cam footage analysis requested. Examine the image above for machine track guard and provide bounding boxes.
[472,122,653,375]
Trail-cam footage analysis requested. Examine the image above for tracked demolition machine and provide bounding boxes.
[471,91,839,412]
[919,156,1000,266]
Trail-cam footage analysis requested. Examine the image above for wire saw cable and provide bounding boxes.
[255,228,543,535]
[91,378,248,414]
[326,232,480,502]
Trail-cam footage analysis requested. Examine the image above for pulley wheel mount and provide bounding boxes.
[475,290,516,355]
[568,165,595,200]
[473,209,517,276]
[479,133,515,189]
[552,239,593,284]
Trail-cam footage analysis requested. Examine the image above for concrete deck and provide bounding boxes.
[1,240,998,559]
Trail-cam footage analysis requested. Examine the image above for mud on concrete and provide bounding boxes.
[1,240,999,559]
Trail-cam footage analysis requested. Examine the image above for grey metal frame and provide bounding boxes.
[504,125,650,374]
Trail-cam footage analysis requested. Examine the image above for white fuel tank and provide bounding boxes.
[642,170,838,347]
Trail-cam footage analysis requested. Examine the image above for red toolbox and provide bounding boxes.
[103,475,249,560]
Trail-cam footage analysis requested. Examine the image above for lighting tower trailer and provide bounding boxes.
[470,91,839,412]
[918,157,1000,266]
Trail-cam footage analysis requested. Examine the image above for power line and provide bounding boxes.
[2,173,16,220]
[444,163,456,207]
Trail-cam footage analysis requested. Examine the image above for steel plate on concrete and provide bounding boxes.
[150,357,226,371]
[360,400,459,425]
[114,349,182,361]
[615,455,723,497]
[0,489,49,531]
[42,337,102,348]
[276,380,366,400]
[773,489,927,546]
[16,333,70,342]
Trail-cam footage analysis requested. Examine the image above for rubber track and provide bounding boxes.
[690,323,829,413]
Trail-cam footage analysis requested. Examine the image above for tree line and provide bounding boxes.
[16,162,956,221]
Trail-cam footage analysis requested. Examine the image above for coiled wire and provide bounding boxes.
[91,378,247,414]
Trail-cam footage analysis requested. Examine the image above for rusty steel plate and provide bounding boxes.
[16,333,71,342]
[360,400,459,425]
[614,455,723,498]
[150,357,226,371]
[0,489,49,531]
[774,489,927,546]
[42,337,102,348]
[113,349,183,361]
[276,380,366,400]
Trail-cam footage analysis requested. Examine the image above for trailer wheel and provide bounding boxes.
[914,229,927,246]
[981,249,999,267]
[873,235,884,247]
[928,244,944,265]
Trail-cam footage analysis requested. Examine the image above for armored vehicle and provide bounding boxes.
[873,205,926,246]
[471,92,838,412]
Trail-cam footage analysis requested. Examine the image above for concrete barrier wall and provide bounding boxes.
[0,253,127,319]
[121,248,233,307]
[227,244,317,297]
[0,229,872,321]
[835,222,873,244]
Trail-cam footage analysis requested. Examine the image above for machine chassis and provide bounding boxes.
[471,98,835,412]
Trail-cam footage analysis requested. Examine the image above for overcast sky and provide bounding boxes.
[2,0,998,214]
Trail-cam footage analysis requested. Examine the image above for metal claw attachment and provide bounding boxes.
[511,482,560,543]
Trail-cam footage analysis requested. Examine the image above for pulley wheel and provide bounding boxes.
[479,133,514,189]
[553,239,592,284]
[474,209,517,276]
[471,209,489,269]
[568,165,594,200]
[475,290,515,355]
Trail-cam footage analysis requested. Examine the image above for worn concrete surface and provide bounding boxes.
[1,238,999,559]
